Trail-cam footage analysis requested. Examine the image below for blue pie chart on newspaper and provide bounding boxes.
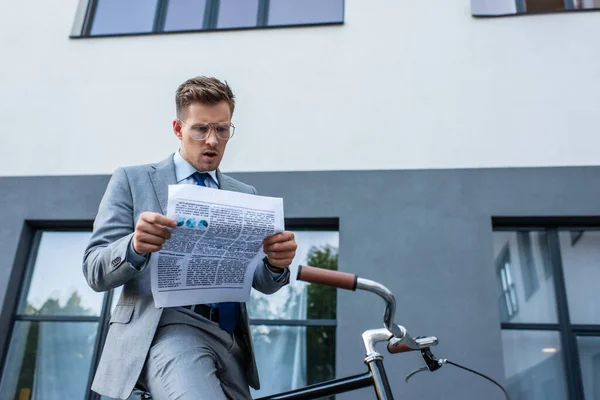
[197,220,208,231]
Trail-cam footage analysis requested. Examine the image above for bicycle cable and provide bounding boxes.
[444,359,510,400]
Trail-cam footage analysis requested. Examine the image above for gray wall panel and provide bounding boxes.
[1,166,599,400]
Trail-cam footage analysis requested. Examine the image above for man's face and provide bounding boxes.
[173,101,231,172]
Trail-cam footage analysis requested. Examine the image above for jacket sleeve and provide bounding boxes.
[249,184,291,294]
[82,168,148,292]
[252,260,290,294]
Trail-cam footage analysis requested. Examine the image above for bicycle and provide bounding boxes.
[133,265,510,400]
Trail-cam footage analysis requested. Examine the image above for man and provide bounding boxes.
[83,76,297,400]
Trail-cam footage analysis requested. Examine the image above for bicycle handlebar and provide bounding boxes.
[298,265,439,349]
[297,265,358,291]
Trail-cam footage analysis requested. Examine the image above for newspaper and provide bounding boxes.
[150,184,284,308]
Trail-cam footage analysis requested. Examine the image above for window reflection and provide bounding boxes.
[20,231,103,317]
[497,245,519,319]
[559,230,600,325]
[91,0,158,35]
[493,231,558,324]
[164,0,207,32]
[0,230,105,400]
[472,0,600,16]
[248,230,338,397]
[573,0,600,9]
[217,0,259,29]
[268,0,344,26]
[247,230,339,319]
[250,325,335,398]
[85,0,344,36]
[501,330,567,400]
[0,321,98,400]
[576,336,600,400]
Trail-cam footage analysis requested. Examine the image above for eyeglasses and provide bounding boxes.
[179,120,235,141]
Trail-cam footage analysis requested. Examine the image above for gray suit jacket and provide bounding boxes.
[83,155,290,399]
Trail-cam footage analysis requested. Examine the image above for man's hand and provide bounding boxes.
[133,212,177,254]
[263,231,297,269]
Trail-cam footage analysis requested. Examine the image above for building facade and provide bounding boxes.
[0,0,599,399]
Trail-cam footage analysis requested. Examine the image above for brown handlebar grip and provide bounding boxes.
[296,265,358,291]
[387,341,420,354]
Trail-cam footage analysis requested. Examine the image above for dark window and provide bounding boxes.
[217,0,260,29]
[80,0,344,37]
[0,230,117,400]
[517,232,540,299]
[501,330,567,400]
[494,225,600,400]
[90,0,159,36]
[493,230,558,324]
[576,336,600,400]
[525,0,567,12]
[496,245,519,320]
[0,226,338,399]
[267,0,344,26]
[537,232,553,279]
[558,231,600,325]
[472,0,600,16]
[164,0,208,32]
[247,229,338,398]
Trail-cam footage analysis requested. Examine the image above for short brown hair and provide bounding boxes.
[175,76,235,119]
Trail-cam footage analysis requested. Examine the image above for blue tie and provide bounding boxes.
[191,172,211,187]
[191,172,239,333]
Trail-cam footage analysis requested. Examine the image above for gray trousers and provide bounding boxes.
[138,309,252,400]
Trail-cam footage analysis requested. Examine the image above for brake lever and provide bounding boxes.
[405,348,447,383]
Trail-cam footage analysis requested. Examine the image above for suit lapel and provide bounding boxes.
[149,155,177,214]
[149,159,238,214]
[216,169,241,193]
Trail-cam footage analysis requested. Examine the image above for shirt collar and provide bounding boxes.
[173,150,219,186]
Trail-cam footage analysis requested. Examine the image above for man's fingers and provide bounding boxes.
[264,240,297,253]
[263,231,295,247]
[264,231,297,268]
[137,223,172,240]
[141,212,177,228]
[136,232,166,246]
[136,243,163,253]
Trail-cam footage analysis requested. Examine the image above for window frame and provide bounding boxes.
[74,0,345,39]
[494,218,600,400]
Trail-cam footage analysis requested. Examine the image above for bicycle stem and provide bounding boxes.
[356,277,404,338]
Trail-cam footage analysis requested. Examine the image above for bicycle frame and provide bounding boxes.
[254,356,392,400]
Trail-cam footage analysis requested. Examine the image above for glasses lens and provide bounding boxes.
[191,125,210,140]
[215,124,233,139]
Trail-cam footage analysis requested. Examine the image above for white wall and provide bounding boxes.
[2,0,600,176]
